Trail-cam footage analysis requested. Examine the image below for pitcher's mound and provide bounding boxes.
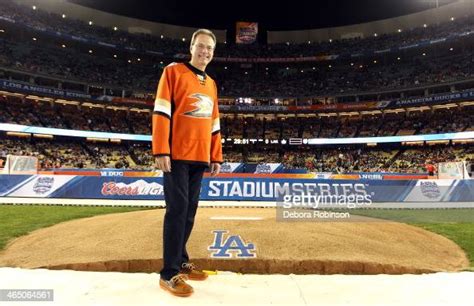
[0,208,468,274]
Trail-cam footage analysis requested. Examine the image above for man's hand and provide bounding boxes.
[210,163,221,177]
[155,156,171,172]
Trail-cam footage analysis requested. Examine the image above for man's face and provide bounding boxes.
[190,34,215,68]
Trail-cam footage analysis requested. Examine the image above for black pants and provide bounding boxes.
[160,161,206,280]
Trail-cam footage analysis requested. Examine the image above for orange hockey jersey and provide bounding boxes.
[152,62,223,165]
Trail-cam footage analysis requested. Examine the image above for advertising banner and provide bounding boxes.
[1,175,473,203]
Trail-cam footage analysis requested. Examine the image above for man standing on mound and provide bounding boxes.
[152,28,223,297]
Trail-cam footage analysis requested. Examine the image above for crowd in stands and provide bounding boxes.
[223,16,474,58]
[0,138,134,170]
[281,147,401,173]
[0,0,473,98]
[0,0,182,57]
[0,37,161,90]
[1,33,472,97]
[1,0,473,58]
[1,1,473,174]
[220,107,474,139]
[217,51,474,97]
[234,146,473,174]
[1,94,473,138]
[1,137,472,174]
[0,95,153,134]
[1,93,473,173]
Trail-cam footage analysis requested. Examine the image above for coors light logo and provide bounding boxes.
[101,180,164,196]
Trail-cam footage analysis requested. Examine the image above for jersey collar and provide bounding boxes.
[185,62,207,80]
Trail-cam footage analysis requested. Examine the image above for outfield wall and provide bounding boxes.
[0,175,473,204]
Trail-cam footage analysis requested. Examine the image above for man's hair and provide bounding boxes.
[190,29,216,47]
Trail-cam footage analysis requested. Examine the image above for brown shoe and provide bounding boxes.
[160,275,194,297]
[180,263,208,281]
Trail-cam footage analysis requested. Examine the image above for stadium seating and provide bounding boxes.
[0,0,473,173]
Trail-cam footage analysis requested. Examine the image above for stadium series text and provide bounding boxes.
[208,181,372,203]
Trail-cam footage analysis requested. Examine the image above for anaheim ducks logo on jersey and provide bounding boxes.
[183,93,213,118]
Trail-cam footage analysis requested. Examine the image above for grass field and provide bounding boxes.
[0,205,472,267]
[348,209,474,267]
[0,205,151,250]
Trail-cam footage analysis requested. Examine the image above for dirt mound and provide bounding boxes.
[0,208,468,274]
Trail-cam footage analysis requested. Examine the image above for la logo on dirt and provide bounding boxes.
[208,230,256,258]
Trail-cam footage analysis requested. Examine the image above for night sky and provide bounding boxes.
[69,0,456,31]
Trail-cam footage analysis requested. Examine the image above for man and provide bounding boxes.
[425,160,436,177]
[152,28,223,297]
